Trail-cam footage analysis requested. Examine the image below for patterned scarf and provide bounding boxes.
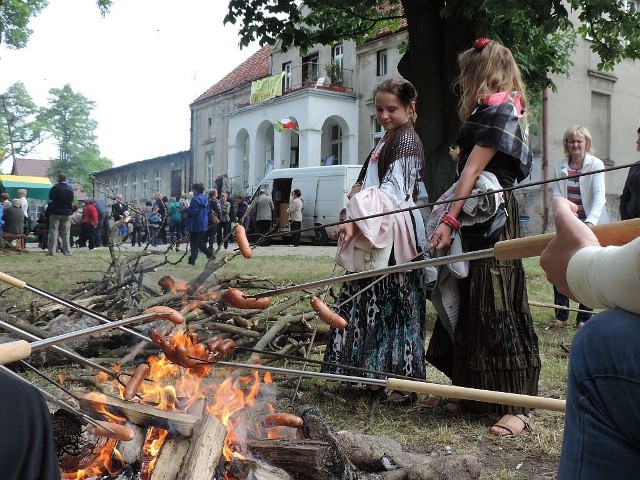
[376,121,425,199]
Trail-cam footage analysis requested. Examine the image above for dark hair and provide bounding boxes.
[145,201,152,206]
[373,78,418,124]
[58,174,67,183]
[192,183,205,193]
[292,189,302,197]
[637,126,640,134]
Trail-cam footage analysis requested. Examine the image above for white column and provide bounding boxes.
[298,127,323,168]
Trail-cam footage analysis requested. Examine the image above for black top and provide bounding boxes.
[0,371,62,480]
[48,183,74,216]
[457,98,532,187]
[111,201,128,221]
[620,163,640,220]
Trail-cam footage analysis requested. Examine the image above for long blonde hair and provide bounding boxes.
[455,40,527,121]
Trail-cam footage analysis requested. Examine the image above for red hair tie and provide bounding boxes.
[473,37,490,50]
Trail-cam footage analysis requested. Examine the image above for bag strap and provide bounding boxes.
[355,151,372,185]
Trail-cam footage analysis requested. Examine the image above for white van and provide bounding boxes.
[251,165,362,245]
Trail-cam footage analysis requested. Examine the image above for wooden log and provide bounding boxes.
[79,391,203,437]
[199,321,262,339]
[225,458,292,480]
[253,314,301,351]
[176,412,227,480]
[118,423,148,465]
[150,437,191,480]
[245,439,332,480]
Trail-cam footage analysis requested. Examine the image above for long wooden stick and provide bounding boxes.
[0,311,166,365]
[252,218,640,298]
[210,360,566,412]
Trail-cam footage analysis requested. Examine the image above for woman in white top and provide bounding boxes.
[549,125,607,328]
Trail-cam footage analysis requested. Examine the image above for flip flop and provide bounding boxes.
[489,414,531,437]
[380,390,418,407]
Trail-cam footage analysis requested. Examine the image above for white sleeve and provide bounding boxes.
[567,238,640,313]
[379,157,419,207]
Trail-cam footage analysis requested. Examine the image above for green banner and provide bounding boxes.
[250,72,285,105]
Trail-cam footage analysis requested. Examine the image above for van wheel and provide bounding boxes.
[312,226,329,246]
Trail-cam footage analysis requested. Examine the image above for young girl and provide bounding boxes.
[322,78,427,405]
[427,38,540,436]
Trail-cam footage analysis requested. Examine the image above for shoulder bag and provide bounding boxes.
[460,206,507,251]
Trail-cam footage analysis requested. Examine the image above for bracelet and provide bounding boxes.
[440,213,461,230]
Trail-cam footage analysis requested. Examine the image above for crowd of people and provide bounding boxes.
[3,37,640,479]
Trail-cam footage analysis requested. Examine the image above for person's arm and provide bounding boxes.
[584,158,606,226]
[430,145,495,249]
[620,179,631,220]
[540,196,640,313]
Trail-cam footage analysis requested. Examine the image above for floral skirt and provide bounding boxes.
[322,268,427,380]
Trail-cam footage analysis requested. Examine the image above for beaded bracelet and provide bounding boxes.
[440,213,461,230]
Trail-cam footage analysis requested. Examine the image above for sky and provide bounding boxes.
[0,0,260,172]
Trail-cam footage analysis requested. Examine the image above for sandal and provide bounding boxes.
[380,390,417,407]
[443,400,463,413]
[489,414,531,437]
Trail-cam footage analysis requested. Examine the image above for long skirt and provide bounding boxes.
[425,192,540,415]
[322,268,427,380]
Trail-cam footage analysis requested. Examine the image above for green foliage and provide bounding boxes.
[0,81,47,160]
[325,58,343,85]
[38,84,112,191]
[0,0,112,49]
[0,0,48,49]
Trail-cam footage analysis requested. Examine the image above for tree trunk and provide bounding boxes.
[399,0,474,201]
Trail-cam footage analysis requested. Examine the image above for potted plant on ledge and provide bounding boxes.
[325,59,346,92]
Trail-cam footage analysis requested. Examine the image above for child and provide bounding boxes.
[427,38,540,436]
[147,206,162,247]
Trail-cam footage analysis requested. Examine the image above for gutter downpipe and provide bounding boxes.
[542,87,550,232]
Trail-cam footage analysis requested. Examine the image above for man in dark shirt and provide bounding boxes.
[111,194,128,223]
[47,174,74,256]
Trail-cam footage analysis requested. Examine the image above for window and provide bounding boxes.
[372,116,385,147]
[590,92,611,163]
[131,174,137,184]
[154,170,161,194]
[208,117,212,127]
[113,177,119,193]
[332,44,343,67]
[142,182,148,199]
[376,49,387,76]
[282,62,292,91]
[302,53,319,84]
[329,124,343,164]
[122,184,127,200]
[206,152,215,190]
[132,184,137,201]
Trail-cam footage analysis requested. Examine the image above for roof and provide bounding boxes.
[11,158,52,177]
[192,45,272,104]
[0,174,52,201]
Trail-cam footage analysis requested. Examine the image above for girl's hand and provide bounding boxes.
[430,222,453,250]
[333,221,357,244]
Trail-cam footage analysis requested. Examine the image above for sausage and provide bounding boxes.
[206,336,223,354]
[222,288,271,310]
[123,363,149,401]
[143,305,185,325]
[86,421,135,441]
[310,296,348,329]
[261,413,304,429]
[234,225,253,258]
[217,338,236,357]
[160,337,181,364]
[148,328,164,346]
[174,345,199,369]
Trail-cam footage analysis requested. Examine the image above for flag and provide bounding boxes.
[273,121,284,133]
[279,118,296,129]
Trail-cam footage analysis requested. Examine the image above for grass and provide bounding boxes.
[0,246,577,477]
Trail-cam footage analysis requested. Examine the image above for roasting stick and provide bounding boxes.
[250,218,640,298]
[528,300,600,315]
[0,365,116,434]
[0,272,153,344]
[209,360,566,412]
[0,320,142,389]
[0,311,167,365]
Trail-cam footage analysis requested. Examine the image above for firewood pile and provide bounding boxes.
[2,251,336,368]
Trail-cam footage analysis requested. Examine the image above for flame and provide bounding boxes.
[67,328,275,479]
